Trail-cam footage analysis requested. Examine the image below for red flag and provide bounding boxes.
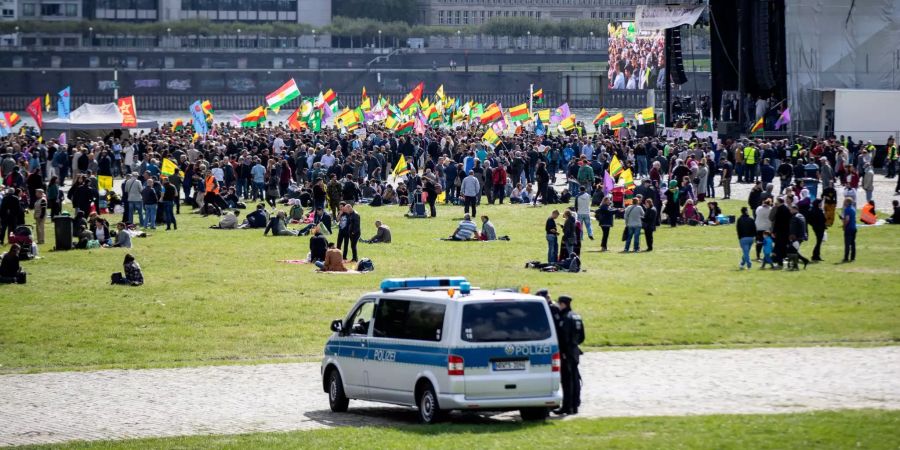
[117,96,137,128]
[287,107,303,130]
[410,82,424,102]
[26,97,43,129]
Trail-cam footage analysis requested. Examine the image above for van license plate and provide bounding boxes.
[493,360,526,371]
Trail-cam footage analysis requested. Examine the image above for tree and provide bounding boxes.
[332,0,418,25]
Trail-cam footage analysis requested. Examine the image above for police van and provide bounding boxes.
[321,277,562,423]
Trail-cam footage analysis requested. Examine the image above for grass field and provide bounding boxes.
[1,198,898,373]
[25,410,900,449]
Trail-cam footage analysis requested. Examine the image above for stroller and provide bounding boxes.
[8,225,34,260]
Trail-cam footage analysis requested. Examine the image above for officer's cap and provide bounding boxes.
[558,295,573,305]
[536,289,549,298]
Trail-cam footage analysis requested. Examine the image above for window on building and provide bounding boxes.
[463,10,468,24]
[1,8,14,17]
[65,3,77,16]
[22,3,36,16]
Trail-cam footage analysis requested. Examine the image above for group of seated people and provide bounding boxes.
[70,210,137,249]
[444,214,509,241]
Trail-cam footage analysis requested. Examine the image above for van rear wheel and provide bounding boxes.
[520,407,549,421]
[328,369,349,412]
[417,383,445,424]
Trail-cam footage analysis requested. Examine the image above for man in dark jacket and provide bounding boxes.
[642,198,658,252]
[309,228,329,262]
[737,206,757,269]
[0,188,25,245]
[772,197,792,266]
[788,205,810,269]
[553,295,584,416]
[808,199,827,261]
[338,203,361,262]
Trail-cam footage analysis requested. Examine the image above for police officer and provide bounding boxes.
[536,289,561,333]
[553,295,584,416]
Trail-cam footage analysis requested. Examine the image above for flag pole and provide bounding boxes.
[529,84,534,116]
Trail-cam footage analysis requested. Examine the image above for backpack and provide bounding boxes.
[289,205,304,221]
[567,255,581,273]
[356,258,374,272]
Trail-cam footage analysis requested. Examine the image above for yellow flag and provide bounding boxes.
[392,154,407,177]
[97,175,113,192]
[435,84,445,101]
[537,109,551,122]
[436,191,446,203]
[609,154,623,177]
[161,158,177,176]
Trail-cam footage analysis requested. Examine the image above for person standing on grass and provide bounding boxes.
[595,196,615,252]
[841,198,857,263]
[461,170,480,217]
[622,198,644,253]
[342,203,361,262]
[140,178,158,230]
[754,198,773,261]
[808,199,827,262]
[546,210,560,263]
[574,186,593,241]
[32,189,47,245]
[641,197,657,252]
[737,207,757,269]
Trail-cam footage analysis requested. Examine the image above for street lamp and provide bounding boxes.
[457,29,461,48]
[378,29,382,49]
[237,28,241,48]
[311,28,316,48]
[527,30,531,50]
[589,31,594,50]
[88,26,93,47]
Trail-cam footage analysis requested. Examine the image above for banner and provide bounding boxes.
[57,86,71,120]
[117,96,137,128]
[190,100,208,135]
[663,127,718,142]
[635,5,706,31]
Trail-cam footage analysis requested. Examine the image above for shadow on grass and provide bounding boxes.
[303,407,547,435]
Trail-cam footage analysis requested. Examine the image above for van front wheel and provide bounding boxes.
[328,369,349,412]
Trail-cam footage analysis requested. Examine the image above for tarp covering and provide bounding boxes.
[785,0,900,133]
[42,103,158,130]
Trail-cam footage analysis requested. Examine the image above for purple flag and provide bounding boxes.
[551,103,570,124]
[775,108,791,129]
[58,132,67,146]
[603,171,615,195]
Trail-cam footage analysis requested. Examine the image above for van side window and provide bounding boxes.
[373,299,446,342]
[345,301,375,336]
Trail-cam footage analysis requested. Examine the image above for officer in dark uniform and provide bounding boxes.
[553,295,584,415]
[536,289,562,333]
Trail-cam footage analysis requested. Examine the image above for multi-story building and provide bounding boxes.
[417,0,645,26]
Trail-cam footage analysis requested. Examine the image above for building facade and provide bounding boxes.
[417,0,644,26]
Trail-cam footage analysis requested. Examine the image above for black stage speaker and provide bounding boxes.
[753,0,777,90]
[717,121,743,140]
[668,27,689,85]
[637,123,657,138]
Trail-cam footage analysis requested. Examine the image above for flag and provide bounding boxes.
[44,93,51,112]
[435,84,445,101]
[480,103,502,124]
[558,115,576,132]
[97,175,113,192]
[171,119,184,132]
[621,168,635,190]
[5,112,20,127]
[266,78,300,113]
[392,154,408,177]
[775,108,791,130]
[609,154,623,177]
[750,116,764,134]
[308,108,322,132]
[26,97,43,129]
[551,103,571,124]
[414,115,426,135]
[189,100,207,135]
[241,106,267,128]
[491,114,508,135]
[287,107,303,130]
[639,107,655,124]
[161,158,178,176]
[384,116,398,130]
[118,96,137,128]
[395,119,414,136]
[535,114,546,136]
[336,108,360,130]
[592,108,609,125]
[360,96,371,112]
[58,132,66,146]
[603,171,615,195]
[537,109,551,122]
[57,87,71,119]
[361,86,367,100]
[482,128,501,147]
[201,99,214,123]
[0,114,10,137]
[607,112,625,129]
[322,89,338,110]
[532,88,544,104]
[509,103,530,122]
[399,83,424,113]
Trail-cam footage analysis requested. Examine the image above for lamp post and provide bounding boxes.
[378,29,382,49]
[14,25,18,47]
[237,28,241,48]
[457,29,461,48]
[527,30,531,50]
[589,31,594,50]
[312,28,317,48]
[88,26,93,47]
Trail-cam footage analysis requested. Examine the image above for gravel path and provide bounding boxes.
[2,346,898,447]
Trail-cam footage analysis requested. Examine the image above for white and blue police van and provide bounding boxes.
[321,277,562,423]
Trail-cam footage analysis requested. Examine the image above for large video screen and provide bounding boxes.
[607,21,666,90]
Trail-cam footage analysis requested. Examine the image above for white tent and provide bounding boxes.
[42,103,159,131]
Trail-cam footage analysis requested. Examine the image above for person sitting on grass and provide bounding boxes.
[298,207,332,236]
[239,203,268,229]
[479,215,511,241]
[315,242,347,272]
[0,244,26,284]
[888,200,900,224]
[109,222,132,248]
[111,253,143,286]
[309,227,329,263]
[445,214,478,241]
[362,220,392,243]
[264,210,297,236]
[210,210,240,229]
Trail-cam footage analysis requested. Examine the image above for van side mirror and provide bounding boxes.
[330,319,343,333]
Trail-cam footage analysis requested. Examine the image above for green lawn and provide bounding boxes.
[1,198,898,373]
[25,410,900,450]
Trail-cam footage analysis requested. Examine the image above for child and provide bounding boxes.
[760,231,774,269]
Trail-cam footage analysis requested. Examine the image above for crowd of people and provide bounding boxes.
[1,114,897,282]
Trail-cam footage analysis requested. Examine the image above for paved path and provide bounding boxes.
[1,346,898,447]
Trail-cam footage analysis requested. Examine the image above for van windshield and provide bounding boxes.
[460,302,552,342]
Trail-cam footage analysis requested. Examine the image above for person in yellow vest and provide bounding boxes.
[886,136,897,178]
[742,143,757,183]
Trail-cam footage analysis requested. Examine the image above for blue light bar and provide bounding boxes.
[381,277,470,293]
